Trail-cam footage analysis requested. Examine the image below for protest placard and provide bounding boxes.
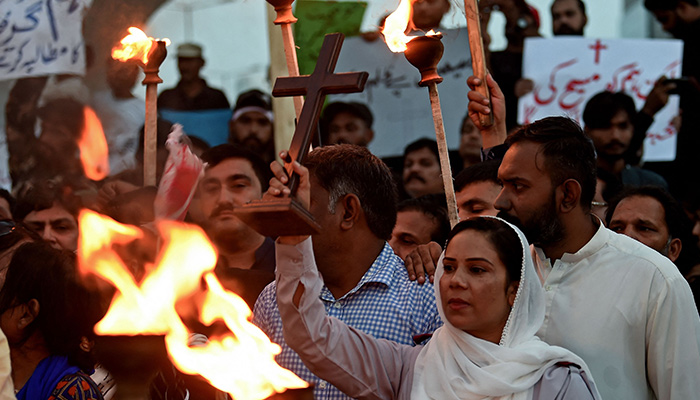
[0,0,90,80]
[518,37,683,162]
[329,28,472,158]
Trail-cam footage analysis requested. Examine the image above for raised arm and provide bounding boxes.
[267,154,421,400]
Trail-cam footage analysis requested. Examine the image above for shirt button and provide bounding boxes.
[319,382,327,388]
[545,285,552,291]
[334,302,342,308]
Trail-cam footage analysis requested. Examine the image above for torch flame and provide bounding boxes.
[78,210,308,399]
[112,27,170,65]
[382,0,416,52]
[78,107,110,181]
[381,1,442,53]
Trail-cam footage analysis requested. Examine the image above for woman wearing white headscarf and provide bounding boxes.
[274,216,600,399]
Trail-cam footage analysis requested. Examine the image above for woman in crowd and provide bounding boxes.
[0,242,103,400]
[275,212,600,399]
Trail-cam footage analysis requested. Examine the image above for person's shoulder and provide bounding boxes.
[604,229,676,267]
[384,253,436,300]
[254,280,278,308]
[533,362,598,400]
[49,371,103,400]
[601,228,686,283]
[158,87,178,97]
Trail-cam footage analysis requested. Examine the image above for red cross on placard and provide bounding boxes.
[589,39,607,65]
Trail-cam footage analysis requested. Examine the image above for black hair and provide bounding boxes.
[596,168,623,204]
[582,91,636,130]
[233,89,272,113]
[552,0,587,14]
[0,222,39,254]
[397,194,450,248]
[37,98,85,142]
[506,116,597,211]
[454,160,501,192]
[321,102,374,130]
[0,189,15,217]
[187,135,211,152]
[14,179,83,222]
[200,144,272,191]
[445,217,523,283]
[303,144,398,240]
[645,0,698,11]
[404,138,439,161]
[136,118,174,160]
[0,242,101,372]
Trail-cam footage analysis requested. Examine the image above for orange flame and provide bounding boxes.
[112,27,170,64]
[382,0,416,52]
[77,210,308,399]
[78,107,110,181]
[381,0,441,52]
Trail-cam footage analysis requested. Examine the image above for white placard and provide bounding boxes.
[518,37,683,162]
[330,28,473,158]
[0,0,90,80]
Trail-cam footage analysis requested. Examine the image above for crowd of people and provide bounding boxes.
[0,0,699,399]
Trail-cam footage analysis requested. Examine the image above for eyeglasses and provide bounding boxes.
[0,220,16,237]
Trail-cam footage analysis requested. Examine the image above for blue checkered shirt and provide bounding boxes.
[253,242,442,400]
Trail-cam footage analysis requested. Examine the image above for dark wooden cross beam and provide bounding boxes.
[273,32,368,192]
[234,33,369,237]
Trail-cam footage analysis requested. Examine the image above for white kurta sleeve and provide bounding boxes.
[275,238,422,400]
[645,268,700,399]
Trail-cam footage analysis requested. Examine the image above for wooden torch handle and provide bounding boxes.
[464,0,494,127]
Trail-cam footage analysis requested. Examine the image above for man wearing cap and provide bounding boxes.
[320,101,375,147]
[158,43,230,111]
[228,89,275,164]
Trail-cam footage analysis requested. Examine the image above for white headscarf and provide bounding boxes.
[411,216,595,400]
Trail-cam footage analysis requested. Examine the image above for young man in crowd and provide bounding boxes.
[402,139,444,199]
[389,194,450,261]
[228,90,275,165]
[320,101,374,147]
[551,0,588,36]
[190,144,274,308]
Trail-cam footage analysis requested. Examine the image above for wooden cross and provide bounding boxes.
[273,32,368,192]
[234,32,368,237]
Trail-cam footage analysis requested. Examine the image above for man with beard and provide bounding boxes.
[228,90,275,165]
[190,144,274,308]
[402,139,445,198]
[551,0,587,36]
[582,91,667,188]
[469,91,700,397]
[320,102,374,146]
